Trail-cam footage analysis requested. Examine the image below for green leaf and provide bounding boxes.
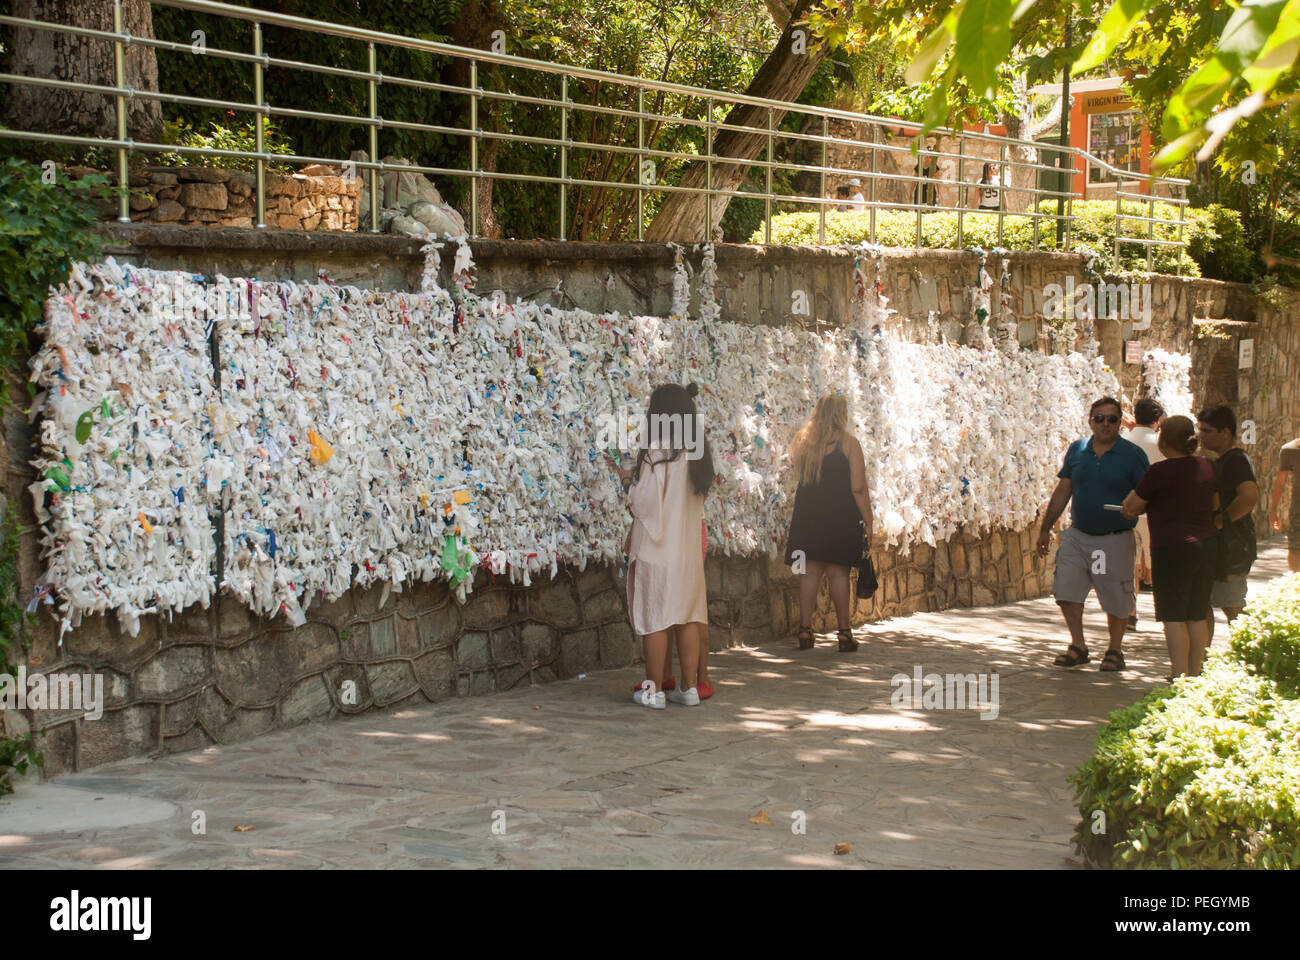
[905,5,961,86]
[1242,0,1300,94]
[1074,0,1158,75]
[954,0,1013,100]
[1163,0,1291,138]
[75,410,95,445]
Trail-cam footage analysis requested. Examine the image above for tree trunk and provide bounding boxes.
[644,0,828,243]
[446,0,501,238]
[2,0,162,144]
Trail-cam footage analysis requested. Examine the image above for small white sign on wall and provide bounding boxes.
[1238,338,1254,369]
[1124,340,1142,364]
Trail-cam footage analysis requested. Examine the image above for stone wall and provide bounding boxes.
[9,228,1299,776]
[76,163,361,230]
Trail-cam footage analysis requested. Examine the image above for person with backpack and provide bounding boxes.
[1197,405,1259,643]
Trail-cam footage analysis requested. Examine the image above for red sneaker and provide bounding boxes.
[696,681,714,700]
[631,676,676,692]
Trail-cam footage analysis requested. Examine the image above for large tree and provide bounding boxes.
[644,0,830,241]
[2,0,162,144]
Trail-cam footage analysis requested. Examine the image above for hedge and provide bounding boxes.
[1071,574,1300,869]
[750,200,1253,281]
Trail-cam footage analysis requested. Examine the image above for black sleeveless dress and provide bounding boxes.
[784,444,864,567]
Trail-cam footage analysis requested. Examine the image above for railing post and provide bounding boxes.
[819,114,827,245]
[869,123,877,244]
[997,141,1007,248]
[706,97,715,243]
[1147,193,1155,273]
[1114,181,1121,269]
[112,0,129,223]
[556,71,566,239]
[637,86,645,242]
[471,60,480,239]
[1176,185,1186,277]
[765,107,773,245]
[253,22,265,228]
[367,42,380,234]
[1032,166,1041,250]
[957,136,965,250]
[915,138,924,247]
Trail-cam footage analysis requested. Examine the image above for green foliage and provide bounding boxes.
[151,2,464,176]
[0,503,43,796]
[1185,202,1256,283]
[752,199,1213,276]
[492,0,782,240]
[0,158,94,792]
[1071,574,1300,869]
[0,158,108,400]
[155,118,296,173]
[816,1,1300,169]
[1229,575,1300,698]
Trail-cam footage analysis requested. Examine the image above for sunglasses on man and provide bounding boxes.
[1091,414,1120,424]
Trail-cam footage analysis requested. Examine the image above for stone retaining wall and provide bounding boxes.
[76,163,361,230]
[8,229,1298,776]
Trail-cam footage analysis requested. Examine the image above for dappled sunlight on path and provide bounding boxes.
[0,544,1289,869]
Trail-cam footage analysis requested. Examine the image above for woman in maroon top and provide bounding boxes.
[1121,416,1219,678]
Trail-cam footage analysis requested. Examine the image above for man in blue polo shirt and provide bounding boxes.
[1036,397,1150,671]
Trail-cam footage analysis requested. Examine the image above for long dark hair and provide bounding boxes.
[633,383,714,497]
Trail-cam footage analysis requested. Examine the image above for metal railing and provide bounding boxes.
[0,0,1190,269]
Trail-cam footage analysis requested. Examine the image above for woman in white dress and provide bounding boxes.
[607,383,714,708]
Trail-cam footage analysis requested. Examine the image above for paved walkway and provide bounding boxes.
[1,545,1290,869]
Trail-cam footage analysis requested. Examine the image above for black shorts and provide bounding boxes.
[1151,539,1217,622]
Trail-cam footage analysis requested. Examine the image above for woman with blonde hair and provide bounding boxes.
[783,394,874,652]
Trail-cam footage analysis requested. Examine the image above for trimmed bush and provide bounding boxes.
[748,200,1256,280]
[1071,574,1300,869]
[1229,575,1300,698]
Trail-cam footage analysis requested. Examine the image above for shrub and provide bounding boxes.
[749,200,1248,279]
[1071,574,1300,868]
[1229,574,1300,698]
[155,117,296,174]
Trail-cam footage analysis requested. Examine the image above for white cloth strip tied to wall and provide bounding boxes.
[38,245,1125,632]
[1142,348,1194,417]
[31,259,219,638]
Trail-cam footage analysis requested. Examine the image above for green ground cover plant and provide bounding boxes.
[1071,575,1300,869]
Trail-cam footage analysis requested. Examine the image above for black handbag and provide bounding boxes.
[856,555,879,599]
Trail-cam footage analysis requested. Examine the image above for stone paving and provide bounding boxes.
[0,545,1290,870]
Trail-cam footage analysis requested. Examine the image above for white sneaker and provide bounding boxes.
[668,686,700,706]
[632,688,666,709]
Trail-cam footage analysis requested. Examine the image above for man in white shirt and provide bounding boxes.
[1125,397,1165,628]
[846,178,866,210]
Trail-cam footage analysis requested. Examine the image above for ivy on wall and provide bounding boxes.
[0,157,107,792]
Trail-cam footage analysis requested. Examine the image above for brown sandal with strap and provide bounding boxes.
[796,627,814,650]
[837,629,859,652]
[1054,644,1090,667]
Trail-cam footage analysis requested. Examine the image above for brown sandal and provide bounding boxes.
[1099,649,1126,672]
[1053,644,1090,667]
[837,629,859,652]
[796,627,814,650]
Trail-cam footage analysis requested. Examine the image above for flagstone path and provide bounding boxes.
[1,544,1290,869]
